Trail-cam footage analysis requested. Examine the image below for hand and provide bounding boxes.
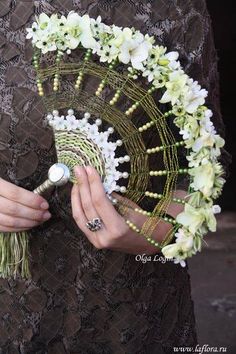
[0,178,51,232]
[71,166,185,255]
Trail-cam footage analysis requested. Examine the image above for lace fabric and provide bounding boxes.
[0,0,228,352]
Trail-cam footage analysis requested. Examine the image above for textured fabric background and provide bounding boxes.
[0,1,225,353]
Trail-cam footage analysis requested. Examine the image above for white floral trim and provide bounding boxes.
[47,110,129,195]
[27,13,226,266]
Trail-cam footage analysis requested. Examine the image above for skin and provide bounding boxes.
[0,178,51,232]
[71,166,186,255]
[0,166,185,256]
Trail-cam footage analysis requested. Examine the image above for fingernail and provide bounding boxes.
[40,202,49,210]
[85,166,93,175]
[43,212,51,220]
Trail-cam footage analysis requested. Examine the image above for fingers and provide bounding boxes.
[0,212,42,231]
[0,226,32,232]
[85,166,124,227]
[74,167,100,222]
[71,184,89,229]
[0,178,49,210]
[71,166,128,250]
[0,196,51,222]
[71,183,101,248]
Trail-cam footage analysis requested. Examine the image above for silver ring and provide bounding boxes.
[86,218,102,232]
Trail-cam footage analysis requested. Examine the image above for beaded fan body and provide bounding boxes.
[0,12,225,278]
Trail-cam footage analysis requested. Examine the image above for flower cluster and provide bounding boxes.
[47,110,129,194]
[28,13,226,266]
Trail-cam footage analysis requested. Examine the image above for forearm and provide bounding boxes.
[114,190,187,255]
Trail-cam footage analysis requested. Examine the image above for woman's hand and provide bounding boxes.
[71,166,185,255]
[0,178,51,232]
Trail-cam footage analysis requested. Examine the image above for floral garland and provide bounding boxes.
[27,12,226,267]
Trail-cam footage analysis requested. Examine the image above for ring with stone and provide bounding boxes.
[86,218,103,232]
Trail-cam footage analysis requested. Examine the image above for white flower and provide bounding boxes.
[65,115,80,130]
[118,30,151,70]
[53,116,66,130]
[142,65,164,83]
[162,242,189,267]
[66,12,96,49]
[87,124,99,139]
[36,13,53,31]
[182,79,208,113]
[212,205,221,214]
[165,51,180,70]
[189,162,215,197]
[200,115,215,133]
[26,22,39,39]
[112,26,131,48]
[176,204,205,234]
[173,258,186,267]
[187,148,211,167]
[160,70,188,105]
[98,45,119,63]
[179,129,190,140]
[90,16,110,37]
[192,130,217,152]
[162,243,180,259]
[94,132,109,146]
[179,115,200,142]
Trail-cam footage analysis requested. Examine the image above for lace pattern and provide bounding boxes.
[0,0,228,352]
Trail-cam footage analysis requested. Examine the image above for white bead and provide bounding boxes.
[120,186,127,193]
[122,172,129,178]
[95,119,102,126]
[116,140,123,146]
[119,157,124,163]
[68,109,74,116]
[108,127,114,134]
[53,110,59,116]
[84,112,91,119]
[124,155,130,162]
[115,185,121,192]
[47,114,53,120]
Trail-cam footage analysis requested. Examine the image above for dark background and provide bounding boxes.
[206,0,235,211]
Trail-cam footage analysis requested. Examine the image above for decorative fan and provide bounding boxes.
[0,12,225,278]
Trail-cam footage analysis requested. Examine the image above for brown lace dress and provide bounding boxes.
[0,1,228,353]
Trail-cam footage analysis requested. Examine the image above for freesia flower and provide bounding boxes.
[182,79,208,113]
[189,162,215,197]
[162,243,181,259]
[160,70,188,105]
[162,243,187,267]
[118,29,151,69]
[177,204,205,234]
[66,12,96,49]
